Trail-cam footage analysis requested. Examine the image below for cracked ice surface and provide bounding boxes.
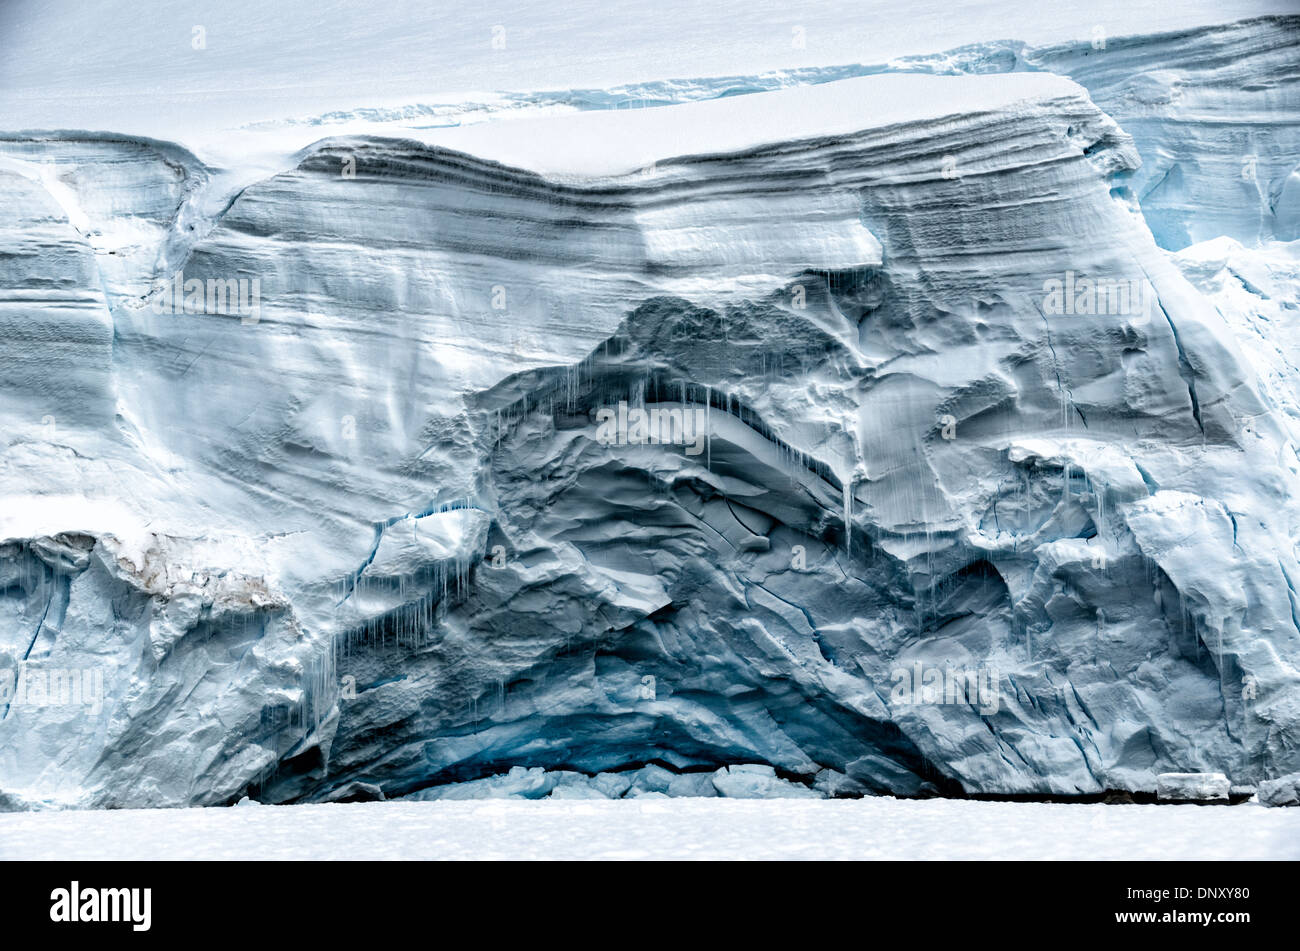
[1,7,1299,809]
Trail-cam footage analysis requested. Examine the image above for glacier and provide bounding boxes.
[1,8,1299,809]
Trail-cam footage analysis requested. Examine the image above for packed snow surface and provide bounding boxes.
[1,799,1296,860]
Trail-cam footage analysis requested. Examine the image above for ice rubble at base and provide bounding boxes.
[1,16,1300,809]
[1155,771,1230,802]
[1257,772,1300,807]
[397,763,821,801]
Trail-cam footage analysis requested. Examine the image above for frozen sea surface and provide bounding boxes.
[1,800,1296,860]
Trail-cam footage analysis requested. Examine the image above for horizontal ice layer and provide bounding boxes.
[1,59,1299,807]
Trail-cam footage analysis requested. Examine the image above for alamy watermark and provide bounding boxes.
[595,400,708,456]
[890,663,1000,715]
[150,270,261,324]
[1042,271,1152,323]
[1,665,105,715]
[50,882,150,931]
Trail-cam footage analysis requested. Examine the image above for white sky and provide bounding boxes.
[1,0,1291,137]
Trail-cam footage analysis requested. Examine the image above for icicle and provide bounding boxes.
[705,384,711,469]
[843,475,853,558]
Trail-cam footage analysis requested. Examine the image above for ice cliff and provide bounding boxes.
[1,15,1298,807]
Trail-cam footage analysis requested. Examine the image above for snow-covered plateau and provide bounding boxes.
[1,3,1299,828]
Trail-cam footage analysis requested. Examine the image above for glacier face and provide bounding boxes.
[1027,18,1300,250]
[1,16,1299,807]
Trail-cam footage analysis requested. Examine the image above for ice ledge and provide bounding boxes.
[413,72,1089,179]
